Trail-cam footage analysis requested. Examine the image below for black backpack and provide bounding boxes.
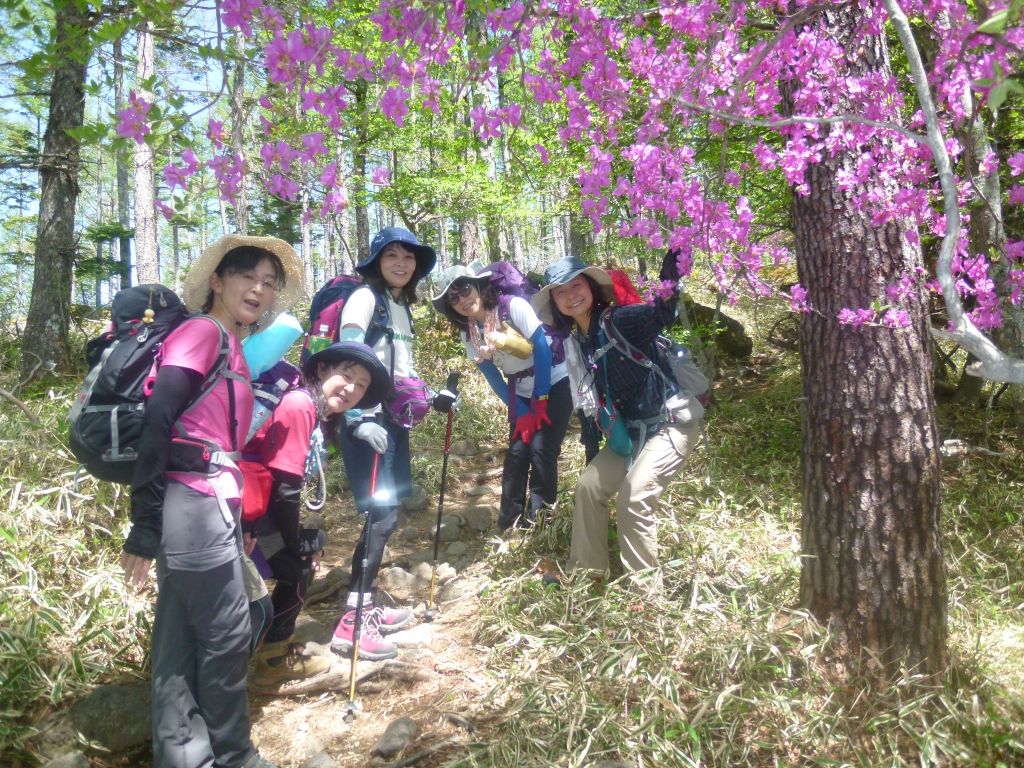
[69,284,231,484]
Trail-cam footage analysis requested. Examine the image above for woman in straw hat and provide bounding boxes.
[431,264,573,531]
[120,234,302,768]
[531,251,703,593]
[330,226,442,662]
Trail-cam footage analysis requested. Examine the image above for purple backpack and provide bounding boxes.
[481,261,566,364]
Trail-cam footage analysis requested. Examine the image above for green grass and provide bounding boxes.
[448,352,1024,767]
[2,318,1024,767]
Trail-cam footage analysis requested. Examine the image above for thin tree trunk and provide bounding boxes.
[794,5,946,677]
[22,0,91,378]
[113,34,131,288]
[353,82,370,265]
[301,189,313,301]
[133,21,158,283]
[230,28,248,233]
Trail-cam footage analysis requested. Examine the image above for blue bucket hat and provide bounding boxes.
[302,341,392,410]
[530,256,615,324]
[358,227,437,278]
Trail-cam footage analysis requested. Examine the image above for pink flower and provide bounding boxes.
[882,309,911,328]
[534,144,550,165]
[155,199,176,221]
[1008,152,1024,177]
[207,119,225,149]
[268,173,300,201]
[1008,185,1024,206]
[380,86,409,126]
[320,161,338,188]
[115,92,152,144]
[371,167,391,185]
[789,284,810,313]
[837,307,875,329]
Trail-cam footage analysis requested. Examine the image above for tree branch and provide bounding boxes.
[884,0,1024,384]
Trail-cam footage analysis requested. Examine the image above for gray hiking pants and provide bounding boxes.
[151,482,254,768]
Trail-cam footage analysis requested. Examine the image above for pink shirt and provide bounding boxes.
[162,316,253,502]
[245,389,316,477]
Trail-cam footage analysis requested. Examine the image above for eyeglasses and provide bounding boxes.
[446,282,474,305]
[239,272,279,292]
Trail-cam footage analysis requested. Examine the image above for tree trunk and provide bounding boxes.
[353,82,370,265]
[301,189,313,301]
[230,28,248,233]
[133,21,158,283]
[22,1,91,379]
[794,5,946,677]
[113,34,132,288]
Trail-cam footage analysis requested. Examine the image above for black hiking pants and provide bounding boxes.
[499,377,573,529]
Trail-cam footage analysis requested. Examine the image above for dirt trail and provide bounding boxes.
[251,439,509,767]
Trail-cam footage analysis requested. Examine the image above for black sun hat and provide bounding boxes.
[302,341,392,410]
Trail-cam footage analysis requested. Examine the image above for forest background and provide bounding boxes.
[1,0,1024,765]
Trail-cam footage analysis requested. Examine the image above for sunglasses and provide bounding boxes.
[446,282,474,305]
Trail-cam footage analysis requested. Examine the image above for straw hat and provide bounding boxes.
[183,234,305,329]
[530,256,615,324]
[302,341,391,410]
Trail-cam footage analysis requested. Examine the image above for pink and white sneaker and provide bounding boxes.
[374,604,413,634]
[330,608,397,661]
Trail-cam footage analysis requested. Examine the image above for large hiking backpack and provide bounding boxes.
[68,284,231,484]
[481,261,566,363]
[241,359,327,515]
[301,274,390,363]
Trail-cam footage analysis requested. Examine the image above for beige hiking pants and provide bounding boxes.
[569,419,699,586]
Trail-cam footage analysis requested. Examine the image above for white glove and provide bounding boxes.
[353,421,388,454]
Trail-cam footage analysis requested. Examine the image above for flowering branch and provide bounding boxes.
[884,0,1024,384]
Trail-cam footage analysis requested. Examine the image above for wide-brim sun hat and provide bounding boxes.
[302,341,392,410]
[429,264,493,314]
[531,256,615,324]
[358,226,437,277]
[183,234,306,329]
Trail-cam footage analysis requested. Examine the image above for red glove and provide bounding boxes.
[532,397,551,430]
[512,412,537,445]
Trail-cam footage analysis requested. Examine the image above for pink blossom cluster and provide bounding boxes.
[163,149,199,192]
[207,152,246,205]
[205,0,1024,337]
[115,92,153,144]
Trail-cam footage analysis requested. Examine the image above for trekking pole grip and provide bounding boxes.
[445,370,460,396]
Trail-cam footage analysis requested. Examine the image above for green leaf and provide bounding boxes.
[976,9,1007,35]
[988,80,1010,113]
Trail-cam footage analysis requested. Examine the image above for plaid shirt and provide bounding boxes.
[573,295,679,422]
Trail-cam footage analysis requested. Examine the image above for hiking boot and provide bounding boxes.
[255,638,292,662]
[251,643,330,686]
[375,604,413,634]
[330,607,398,661]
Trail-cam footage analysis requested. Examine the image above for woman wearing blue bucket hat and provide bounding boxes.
[532,251,703,592]
[332,227,440,661]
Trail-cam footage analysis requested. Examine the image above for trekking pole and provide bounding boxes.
[343,450,381,722]
[424,371,460,622]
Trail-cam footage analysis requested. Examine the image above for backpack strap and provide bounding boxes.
[172,315,244,453]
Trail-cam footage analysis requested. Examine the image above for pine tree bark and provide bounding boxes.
[113,34,132,288]
[794,5,947,677]
[133,21,158,283]
[22,1,92,379]
[352,81,370,265]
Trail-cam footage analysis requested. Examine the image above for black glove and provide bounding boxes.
[432,371,461,413]
[298,528,326,558]
[432,389,458,413]
[659,248,683,283]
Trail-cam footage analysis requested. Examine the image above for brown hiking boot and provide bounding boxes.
[251,643,330,685]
